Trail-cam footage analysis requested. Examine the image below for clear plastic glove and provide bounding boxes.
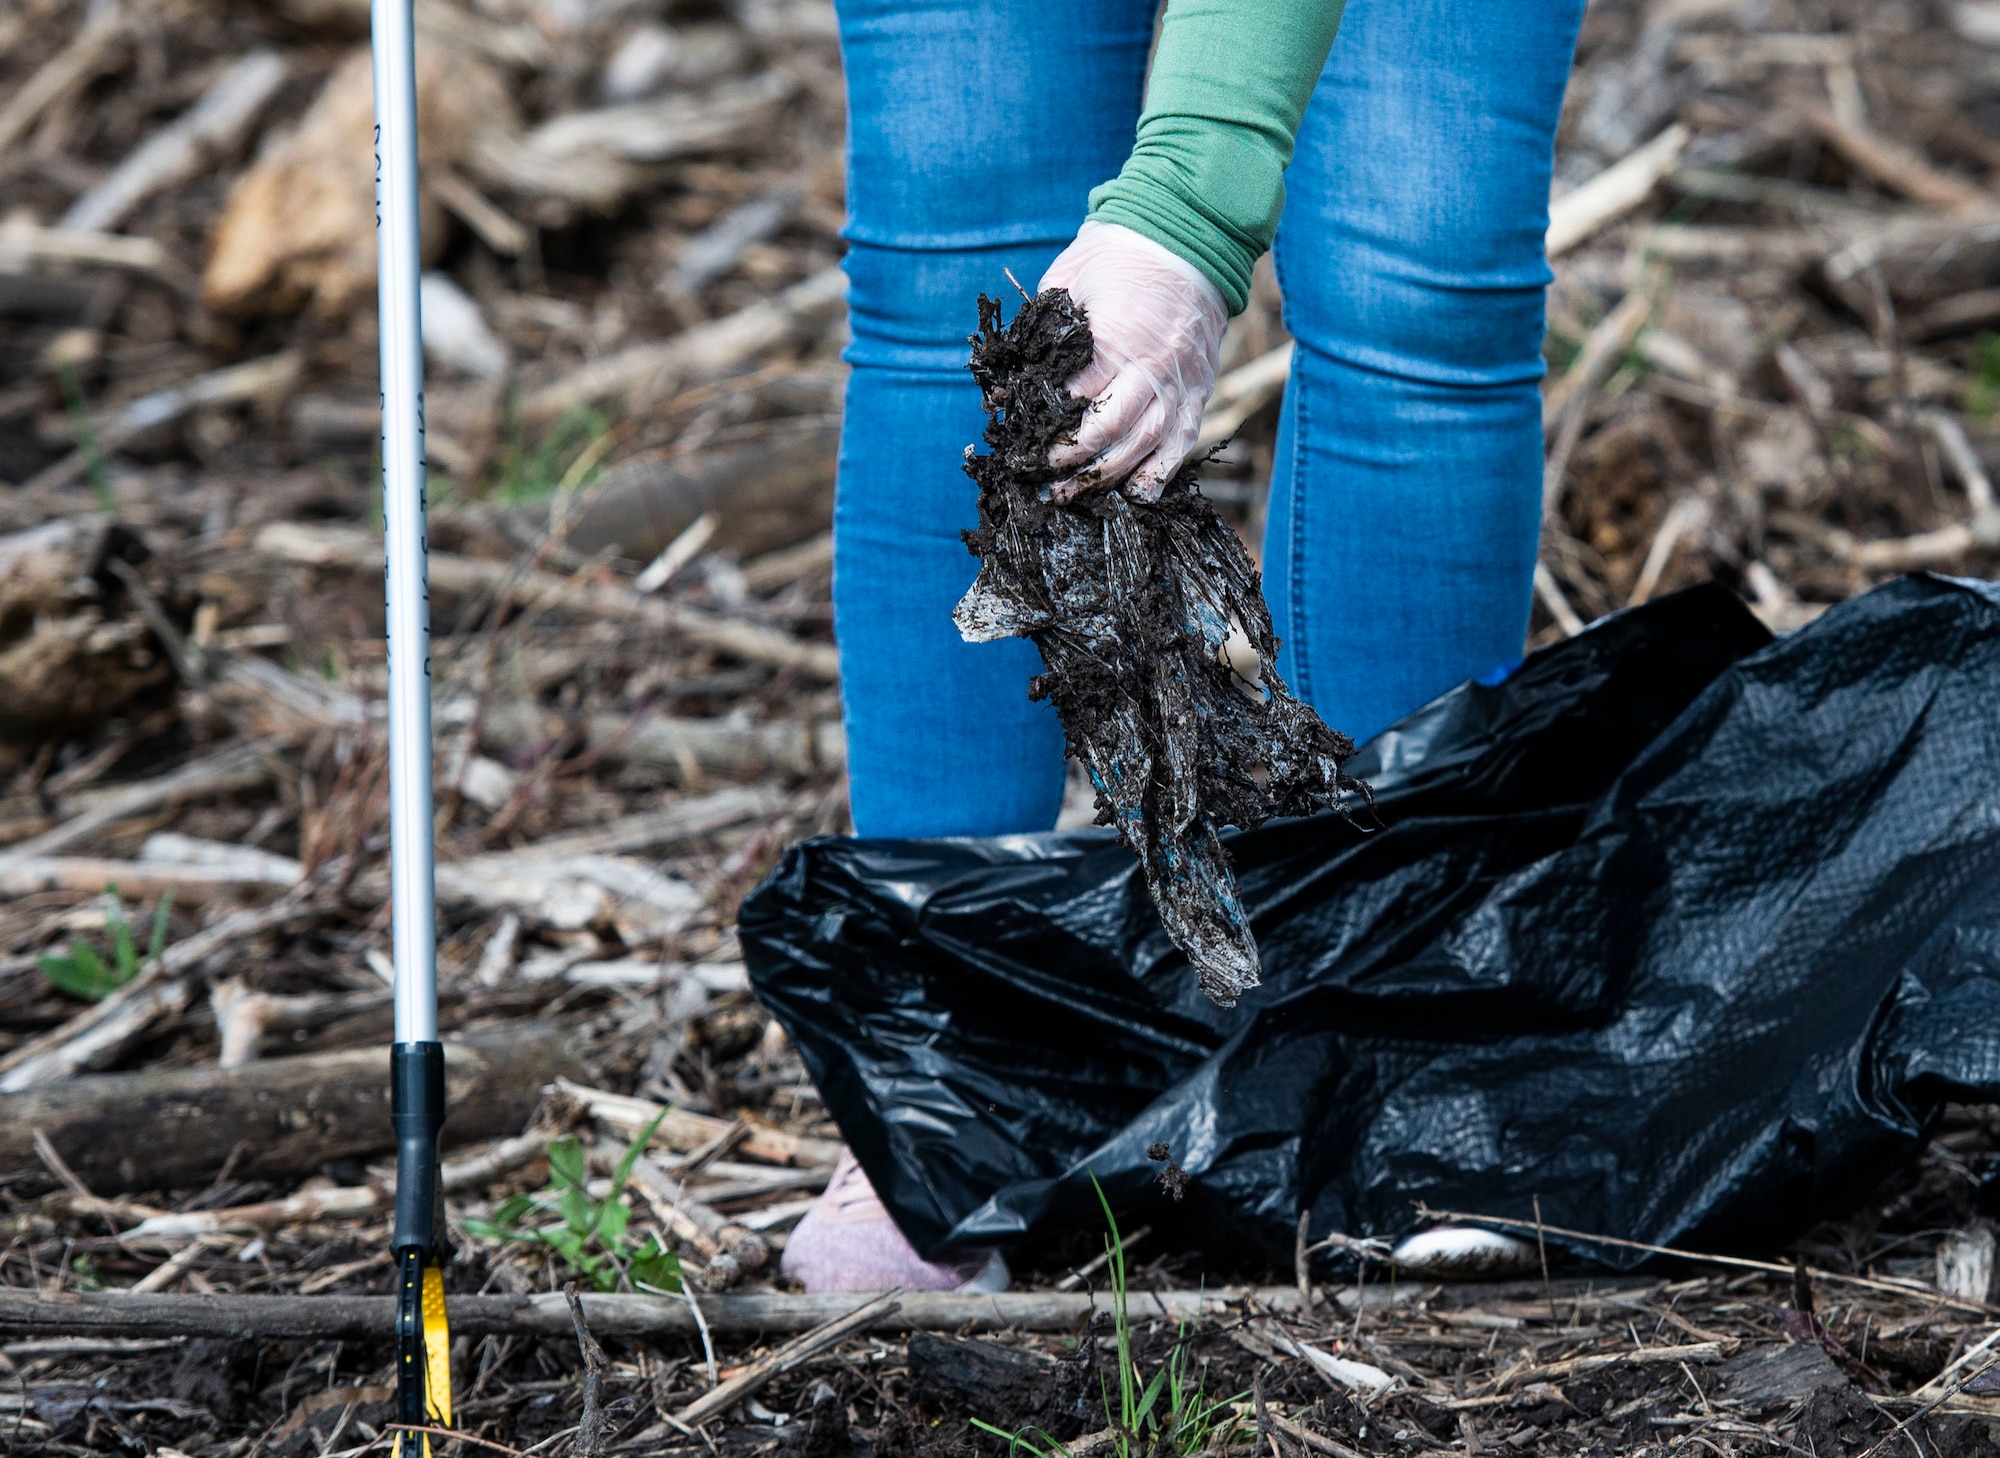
[1038,220,1229,504]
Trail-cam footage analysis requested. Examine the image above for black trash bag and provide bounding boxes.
[953,289,1369,1007]
[742,576,2000,1265]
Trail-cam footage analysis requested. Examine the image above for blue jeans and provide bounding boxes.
[832,0,1587,838]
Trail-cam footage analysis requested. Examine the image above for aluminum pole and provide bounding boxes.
[373,0,452,1443]
[372,0,435,1047]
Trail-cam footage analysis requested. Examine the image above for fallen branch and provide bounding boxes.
[1414,1204,2000,1314]
[478,72,795,213]
[740,533,833,595]
[0,3,129,153]
[479,702,844,779]
[60,50,287,232]
[1628,495,1710,606]
[1543,282,1656,432]
[1262,1408,1364,1458]
[27,353,306,494]
[0,217,189,289]
[1636,224,1828,266]
[0,854,296,900]
[0,1025,582,1191]
[417,852,701,937]
[124,1126,555,1241]
[673,1290,900,1429]
[523,266,846,421]
[256,522,839,680]
[0,893,310,1091]
[1910,287,2000,340]
[1788,412,2000,572]
[566,1283,610,1458]
[0,1285,1311,1339]
[0,979,190,1093]
[1195,342,1294,451]
[553,416,838,565]
[1492,1340,1724,1393]
[464,786,786,865]
[1794,103,1995,214]
[556,1077,840,1168]
[616,1146,769,1289]
[1547,124,1689,257]
[1533,563,1587,637]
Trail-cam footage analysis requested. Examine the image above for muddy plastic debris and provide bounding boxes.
[954,289,1371,1005]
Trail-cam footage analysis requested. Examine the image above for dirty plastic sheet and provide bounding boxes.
[953,290,1368,1007]
[742,577,2000,1263]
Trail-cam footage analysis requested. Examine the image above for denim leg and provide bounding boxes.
[832,0,1155,838]
[1265,0,1587,745]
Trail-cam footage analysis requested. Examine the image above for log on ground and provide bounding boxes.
[534,416,838,563]
[0,1024,584,1192]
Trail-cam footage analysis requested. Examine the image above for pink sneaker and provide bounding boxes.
[781,1149,1009,1294]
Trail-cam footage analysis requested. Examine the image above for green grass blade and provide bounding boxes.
[147,893,173,963]
[609,1108,667,1197]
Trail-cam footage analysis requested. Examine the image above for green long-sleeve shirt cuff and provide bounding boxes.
[1087,0,1346,314]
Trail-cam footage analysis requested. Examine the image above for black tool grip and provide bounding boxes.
[390,1041,446,1258]
[395,1245,429,1425]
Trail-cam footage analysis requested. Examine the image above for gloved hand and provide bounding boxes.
[1038,220,1229,504]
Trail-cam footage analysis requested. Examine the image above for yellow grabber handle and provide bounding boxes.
[392,1251,453,1457]
[390,1043,451,1455]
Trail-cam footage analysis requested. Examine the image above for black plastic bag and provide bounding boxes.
[742,576,2000,1264]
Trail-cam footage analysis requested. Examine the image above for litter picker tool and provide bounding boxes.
[371,0,453,1447]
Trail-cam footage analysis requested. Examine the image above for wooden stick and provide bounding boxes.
[129,1235,237,1294]
[523,267,846,421]
[1908,288,2000,342]
[478,702,843,779]
[1056,1223,1150,1293]
[565,1283,610,1457]
[125,1127,553,1241]
[1195,342,1294,452]
[4,740,272,861]
[739,533,834,595]
[0,893,309,1090]
[1543,285,1655,433]
[0,217,190,287]
[1546,124,1689,258]
[256,522,839,680]
[0,1286,1312,1339]
[1263,1408,1364,1458]
[618,1148,769,1287]
[0,3,129,154]
[672,1290,901,1428]
[430,166,531,256]
[1919,409,1999,519]
[555,1078,841,1168]
[1440,1342,1725,1408]
[1628,495,1709,607]
[462,785,786,866]
[1499,1341,1724,1391]
[1783,416,2000,573]
[27,353,306,494]
[1794,103,1995,214]
[1533,563,1587,637]
[0,979,191,1093]
[0,855,296,900]
[60,50,287,232]
[1414,1204,2000,1314]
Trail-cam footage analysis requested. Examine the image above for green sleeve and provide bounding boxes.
[1087,0,1346,314]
